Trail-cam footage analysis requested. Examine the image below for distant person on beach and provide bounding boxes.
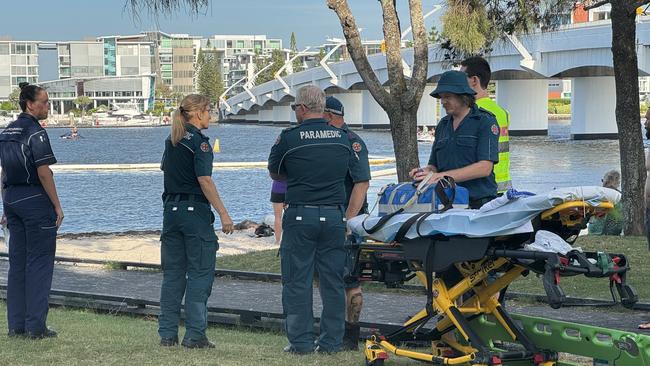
[323,96,371,351]
[159,94,234,348]
[270,179,287,246]
[0,82,63,339]
[268,85,368,354]
[588,170,623,236]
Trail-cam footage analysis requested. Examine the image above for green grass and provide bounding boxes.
[219,249,281,273]
[217,236,650,301]
[548,98,571,115]
[0,303,424,366]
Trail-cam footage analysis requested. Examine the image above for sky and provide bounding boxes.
[5,0,442,81]
[2,0,442,46]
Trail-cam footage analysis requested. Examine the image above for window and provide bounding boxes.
[11,55,27,65]
[0,44,8,55]
[12,66,27,75]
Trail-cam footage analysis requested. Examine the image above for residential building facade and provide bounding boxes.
[0,41,39,100]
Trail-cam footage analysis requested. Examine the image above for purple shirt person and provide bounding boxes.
[271,179,287,245]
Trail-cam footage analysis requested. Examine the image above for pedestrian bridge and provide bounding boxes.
[222,17,650,139]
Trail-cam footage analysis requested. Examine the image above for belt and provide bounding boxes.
[288,204,342,209]
[164,193,209,204]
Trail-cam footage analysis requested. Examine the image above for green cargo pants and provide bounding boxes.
[158,200,219,341]
[281,205,347,353]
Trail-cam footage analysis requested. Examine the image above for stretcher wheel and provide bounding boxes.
[365,358,384,366]
[617,283,638,309]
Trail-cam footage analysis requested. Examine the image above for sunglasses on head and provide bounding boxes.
[291,103,305,111]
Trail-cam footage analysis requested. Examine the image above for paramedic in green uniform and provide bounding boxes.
[410,70,500,209]
[323,96,371,351]
[268,85,368,354]
[158,94,234,349]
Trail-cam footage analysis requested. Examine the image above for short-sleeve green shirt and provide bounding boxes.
[161,123,213,197]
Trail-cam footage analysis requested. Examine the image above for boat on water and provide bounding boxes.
[417,133,435,143]
[110,101,144,121]
[417,125,435,143]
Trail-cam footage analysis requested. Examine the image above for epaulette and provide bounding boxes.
[477,107,496,118]
[281,125,300,133]
[346,130,360,140]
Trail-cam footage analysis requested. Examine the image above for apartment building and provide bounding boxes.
[0,41,39,100]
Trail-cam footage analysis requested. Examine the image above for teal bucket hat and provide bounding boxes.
[430,70,477,99]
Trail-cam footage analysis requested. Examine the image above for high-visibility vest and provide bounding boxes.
[476,97,511,193]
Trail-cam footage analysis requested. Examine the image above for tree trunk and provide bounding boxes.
[328,0,427,181]
[388,107,421,181]
[611,1,647,235]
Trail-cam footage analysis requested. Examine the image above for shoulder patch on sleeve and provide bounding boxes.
[200,142,210,152]
[491,124,499,135]
[352,141,362,152]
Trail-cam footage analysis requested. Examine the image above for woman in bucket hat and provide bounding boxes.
[409,70,501,209]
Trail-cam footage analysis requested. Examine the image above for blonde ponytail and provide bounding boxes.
[170,94,210,146]
[170,108,186,146]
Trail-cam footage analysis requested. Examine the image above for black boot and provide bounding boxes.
[342,321,360,351]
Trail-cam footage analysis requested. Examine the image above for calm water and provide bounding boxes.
[0,121,645,234]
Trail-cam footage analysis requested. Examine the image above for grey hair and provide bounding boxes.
[295,85,325,114]
[602,170,621,190]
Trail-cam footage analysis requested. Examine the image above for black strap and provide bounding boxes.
[364,176,458,235]
[363,207,404,234]
[415,211,437,237]
[394,212,428,243]
[434,176,456,213]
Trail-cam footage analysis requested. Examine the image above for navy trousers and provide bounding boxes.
[280,205,346,352]
[3,185,57,333]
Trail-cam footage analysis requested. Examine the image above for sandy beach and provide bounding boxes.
[1,229,278,265]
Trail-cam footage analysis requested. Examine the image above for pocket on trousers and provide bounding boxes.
[199,235,218,270]
[198,224,219,269]
[36,212,57,255]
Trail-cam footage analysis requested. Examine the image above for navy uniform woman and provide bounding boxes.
[158,94,234,348]
[410,70,500,209]
[0,82,63,339]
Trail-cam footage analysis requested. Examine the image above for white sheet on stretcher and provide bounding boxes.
[348,186,620,241]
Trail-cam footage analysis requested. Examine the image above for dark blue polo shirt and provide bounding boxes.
[0,113,57,187]
[161,123,213,197]
[428,105,499,201]
[268,118,367,205]
[341,123,371,213]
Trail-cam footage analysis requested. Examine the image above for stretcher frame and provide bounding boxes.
[359,201,643,366]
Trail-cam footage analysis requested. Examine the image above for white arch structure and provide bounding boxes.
[224,17,650,139]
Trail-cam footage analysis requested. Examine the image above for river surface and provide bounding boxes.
[0,121,646,234]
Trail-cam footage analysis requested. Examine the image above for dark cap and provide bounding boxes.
[325,96,344,116]
[430,70,477,99]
